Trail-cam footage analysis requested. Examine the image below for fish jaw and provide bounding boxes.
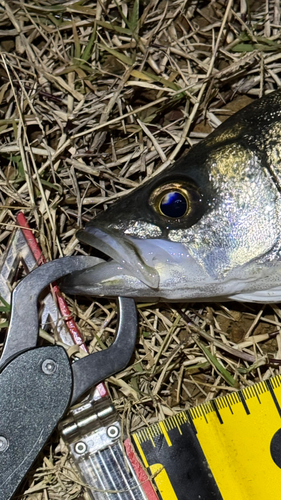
[59,240,208,300]
[60,230,281,301]
[76,227,160,288]
[61,229,212,299]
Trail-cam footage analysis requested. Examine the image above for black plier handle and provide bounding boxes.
[0,257,137,500]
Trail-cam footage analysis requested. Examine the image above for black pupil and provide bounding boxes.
[160,191,187,218]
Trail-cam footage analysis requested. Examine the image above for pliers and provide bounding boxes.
[0,256,138,500]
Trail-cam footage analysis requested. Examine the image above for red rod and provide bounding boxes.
[124,439,160,500]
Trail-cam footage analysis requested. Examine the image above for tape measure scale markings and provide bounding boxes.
[133,412,222,499]
[132,374,281,500]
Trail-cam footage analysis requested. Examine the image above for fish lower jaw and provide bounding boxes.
[70,263,281,302]
[69,231,281,302]
[77,227,160,289]
[60,260,281,302]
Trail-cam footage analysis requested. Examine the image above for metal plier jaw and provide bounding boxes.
[0,256,138,500]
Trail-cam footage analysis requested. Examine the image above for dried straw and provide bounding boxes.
[0,0,281,497]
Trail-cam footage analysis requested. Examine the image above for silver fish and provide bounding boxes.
[61,90,281,303]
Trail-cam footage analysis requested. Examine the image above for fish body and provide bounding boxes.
[61,90,281,302]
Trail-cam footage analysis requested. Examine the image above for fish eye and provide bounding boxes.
[159,191,188,218]
[149,183,191,219]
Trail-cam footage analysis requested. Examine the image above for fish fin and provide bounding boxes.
[228,287,281,303]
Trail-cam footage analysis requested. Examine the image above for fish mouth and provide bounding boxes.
[77,227,160,289]
[61,226,278,302]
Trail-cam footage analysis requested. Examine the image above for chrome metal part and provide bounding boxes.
[60,393,117,441]
[70,430,147,500]
[75,441,88,454]
[107,425,119,439]
[63,416,147,500]
[61,395,147,500]
[71,420,121,458]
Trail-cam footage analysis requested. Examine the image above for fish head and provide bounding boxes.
[61,91,281,302]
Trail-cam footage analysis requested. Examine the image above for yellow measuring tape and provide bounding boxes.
[133,374,281,499]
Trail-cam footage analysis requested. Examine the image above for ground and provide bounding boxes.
[1,0,281,498]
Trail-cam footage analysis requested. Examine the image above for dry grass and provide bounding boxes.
[1,0,281,497]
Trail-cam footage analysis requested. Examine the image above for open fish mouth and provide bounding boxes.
[60,224,281,303]
[60,226,221,300]
[76,227,160,289]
